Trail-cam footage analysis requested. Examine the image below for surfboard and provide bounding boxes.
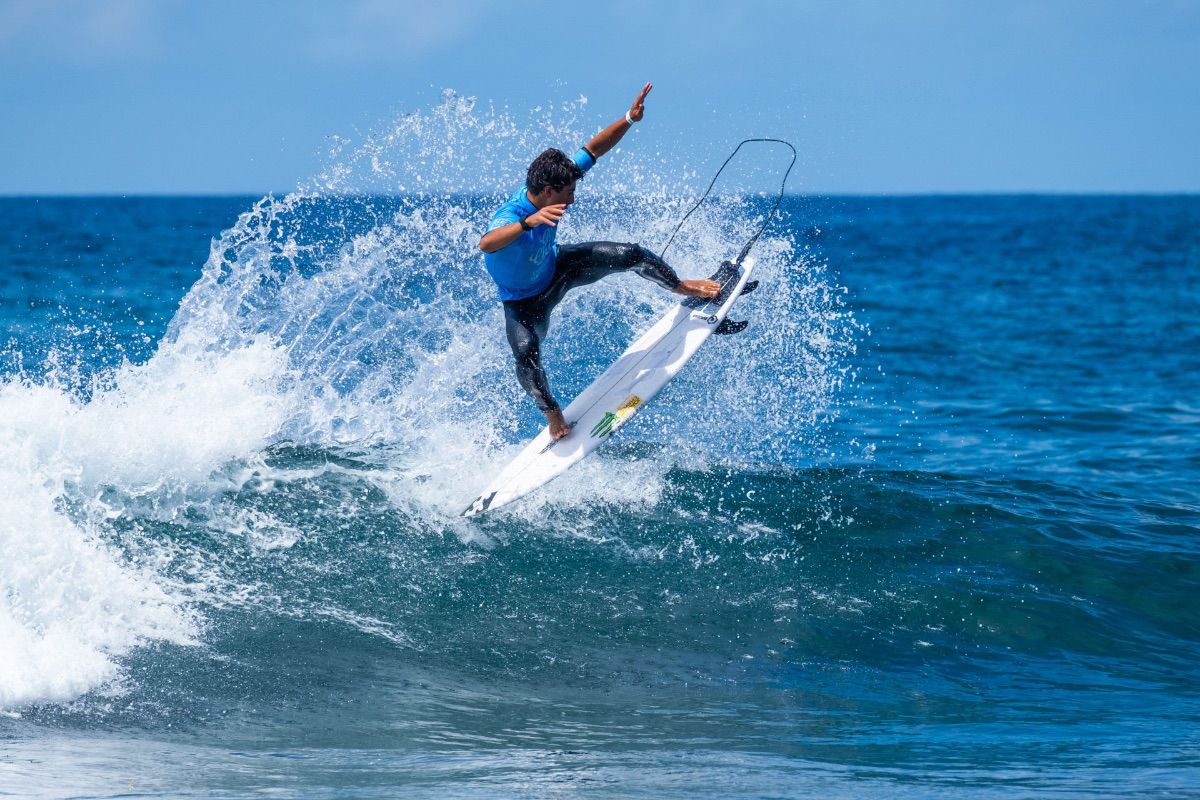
[462,257,757,517]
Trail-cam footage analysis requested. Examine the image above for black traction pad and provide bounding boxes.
[683,261,742,310]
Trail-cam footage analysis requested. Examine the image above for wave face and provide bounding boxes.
[1,97,1198,796]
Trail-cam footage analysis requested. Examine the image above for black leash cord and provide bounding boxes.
[659,138,798,266]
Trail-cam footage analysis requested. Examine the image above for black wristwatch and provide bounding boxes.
[519,216,534,231]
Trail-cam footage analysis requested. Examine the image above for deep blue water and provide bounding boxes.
[1,193,1198,798]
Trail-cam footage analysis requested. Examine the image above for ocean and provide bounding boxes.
[1,99,1198,798]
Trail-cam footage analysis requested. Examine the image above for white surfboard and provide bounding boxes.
[463,257,757,517]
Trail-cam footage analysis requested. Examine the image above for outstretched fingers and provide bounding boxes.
[630,82,653,121]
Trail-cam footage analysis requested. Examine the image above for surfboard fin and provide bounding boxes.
[714,318,748,335]
[740,280,759,296]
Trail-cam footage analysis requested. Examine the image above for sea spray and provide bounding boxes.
[0,91,854,711]
[165,91,853,469]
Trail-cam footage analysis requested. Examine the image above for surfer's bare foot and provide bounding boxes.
[675,279,721,299]
[546,409,571,440]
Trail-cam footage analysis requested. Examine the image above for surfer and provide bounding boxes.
[480,83,719,440]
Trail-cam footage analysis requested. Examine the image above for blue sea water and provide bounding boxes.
[1,102,1199,798]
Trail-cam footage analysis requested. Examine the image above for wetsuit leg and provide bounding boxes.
[503,299,559,414]
[545,241,681,308]
[502,242,682,415]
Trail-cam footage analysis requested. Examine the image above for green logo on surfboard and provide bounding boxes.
[590,395,642,438]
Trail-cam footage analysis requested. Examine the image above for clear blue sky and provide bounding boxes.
[2,0,1197,194]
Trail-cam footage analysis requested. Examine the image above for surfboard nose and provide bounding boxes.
[462,491,497,517]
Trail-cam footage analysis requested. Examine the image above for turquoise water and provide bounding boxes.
[1,101,1198,798]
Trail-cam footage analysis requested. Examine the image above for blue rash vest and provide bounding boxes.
[484,147,596,301]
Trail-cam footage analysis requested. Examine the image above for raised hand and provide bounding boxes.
[527,203,567,228]
[628,82,652,122]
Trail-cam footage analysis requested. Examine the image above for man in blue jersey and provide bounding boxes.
[480,83,719,440]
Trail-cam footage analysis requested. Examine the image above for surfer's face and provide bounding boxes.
[543,180,576,208]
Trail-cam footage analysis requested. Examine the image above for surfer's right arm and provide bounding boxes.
[479,204,566,253]
[583,82,652,160]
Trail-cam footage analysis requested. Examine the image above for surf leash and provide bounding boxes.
[659,138,798,267]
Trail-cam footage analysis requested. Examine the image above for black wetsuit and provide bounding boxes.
[503,241,681,414]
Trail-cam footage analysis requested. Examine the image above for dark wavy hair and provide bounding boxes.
[526,148,584,194]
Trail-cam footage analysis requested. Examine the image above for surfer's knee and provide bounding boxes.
[510,330,539,367]
[620,242,652,267]
[587,241,641,269]
[504,307,540,357]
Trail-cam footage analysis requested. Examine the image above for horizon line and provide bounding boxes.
[2,190,1198,200]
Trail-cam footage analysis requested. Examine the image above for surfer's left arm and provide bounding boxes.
[584,82,652,160]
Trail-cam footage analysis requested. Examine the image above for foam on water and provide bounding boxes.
[0,335,295,709]
[0,91,854,710]
[0,461,179,709]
